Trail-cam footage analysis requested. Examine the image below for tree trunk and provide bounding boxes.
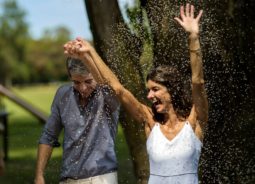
[197,1,255,183]
[84,0,149,183]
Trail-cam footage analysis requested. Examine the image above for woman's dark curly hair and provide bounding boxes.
[146,65,192,122]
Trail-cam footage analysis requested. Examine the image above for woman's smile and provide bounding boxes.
[147,80,171,113]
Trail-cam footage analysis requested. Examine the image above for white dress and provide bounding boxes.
[146,122,202,184]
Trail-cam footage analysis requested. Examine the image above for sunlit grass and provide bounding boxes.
[0,84,135,184]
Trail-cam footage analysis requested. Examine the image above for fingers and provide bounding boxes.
[174,17,183,27]
[185,3,190,17]
[180,5,185,20]
[190,5,194,18]
[195,10,203,22]
[76,37,83,41]
[180,3,202,19]
[63,40,78,56]
[64,43,74,53]
[76,37,87,43]
[63,38,92,59]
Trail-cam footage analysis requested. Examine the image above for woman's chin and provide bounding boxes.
[155,106,168,114]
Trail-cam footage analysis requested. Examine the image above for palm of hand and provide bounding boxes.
[174,4,203,34]
[181,17,199,34]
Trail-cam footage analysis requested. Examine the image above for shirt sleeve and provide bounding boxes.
[101,85,120,113]
[39,87,63,147]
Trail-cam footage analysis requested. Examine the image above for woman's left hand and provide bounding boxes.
[174,3,203,35]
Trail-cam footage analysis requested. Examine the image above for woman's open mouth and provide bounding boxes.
[152,98,162,108]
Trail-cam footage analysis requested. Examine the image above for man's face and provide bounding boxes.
[71,73,97,98]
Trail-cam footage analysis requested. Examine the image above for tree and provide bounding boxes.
[0,0,30,85]
[26,26,71,83]
[199,0,255,183]
[83,0,255,183]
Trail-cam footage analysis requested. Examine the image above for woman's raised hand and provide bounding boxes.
[174,3,203,35]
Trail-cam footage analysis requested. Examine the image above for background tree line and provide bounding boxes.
[0,0,71,85]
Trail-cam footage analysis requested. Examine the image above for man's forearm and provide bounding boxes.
[35,144,53,179]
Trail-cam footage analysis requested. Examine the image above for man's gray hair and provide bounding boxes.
[66,57,89,76]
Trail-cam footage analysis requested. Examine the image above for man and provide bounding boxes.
[34,57,120,184]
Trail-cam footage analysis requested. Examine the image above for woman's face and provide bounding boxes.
[71,73,97,98]
[146,80,171,113]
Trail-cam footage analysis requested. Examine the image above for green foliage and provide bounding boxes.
[0,0,29,84]
[0,0,72,85]
[16,26,71,84]
[42,26,71,41]
[25,35,70,83]
[125,1,153,81]
[126,1,152,44]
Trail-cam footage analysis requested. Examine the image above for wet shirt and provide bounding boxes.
[39,84,120,181]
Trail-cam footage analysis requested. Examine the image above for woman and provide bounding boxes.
[64,3,208,184]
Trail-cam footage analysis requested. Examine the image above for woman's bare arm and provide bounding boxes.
[175,4,208,131]
[64,38,151,124]
[189,33,208,130]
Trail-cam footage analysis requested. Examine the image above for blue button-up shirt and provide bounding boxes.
[39,84,120,181]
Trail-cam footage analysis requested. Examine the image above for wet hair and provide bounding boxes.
[66,57,90,76]
[146,65,192,122]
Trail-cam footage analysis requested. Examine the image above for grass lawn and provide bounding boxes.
[0,84,135,184]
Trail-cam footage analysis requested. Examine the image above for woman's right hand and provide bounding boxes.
[63,37,94,60]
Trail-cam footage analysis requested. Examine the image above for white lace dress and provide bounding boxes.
[146,122,202,184]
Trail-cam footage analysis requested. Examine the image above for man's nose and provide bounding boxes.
[79,83,87,91]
